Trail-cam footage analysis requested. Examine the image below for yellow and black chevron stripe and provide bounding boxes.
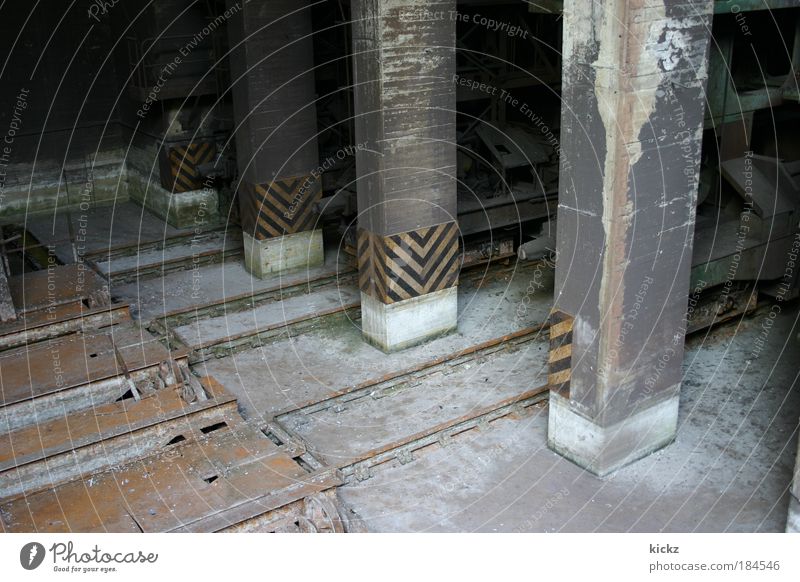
[548,310,574,397]
[239,176,322,240]
[358,226,388,301]
[166,142,215,193]
[358,221,460,304]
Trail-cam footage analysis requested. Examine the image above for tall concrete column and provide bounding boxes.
[548,0,714,475]
[788,437,800,532]
[351,0,459,351]
[228,0,323,277]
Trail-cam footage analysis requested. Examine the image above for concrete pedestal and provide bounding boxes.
[548,391,680,477]
[789,439,800,532]
[361,287,457,352]
[787,495,800,533]
[243,229,323,278]
[128,170,219,229]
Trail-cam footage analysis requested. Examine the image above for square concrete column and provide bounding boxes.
[788,436,800,532]
[227,0,323,277]
[351,0,459,351]
[548,0,714,476]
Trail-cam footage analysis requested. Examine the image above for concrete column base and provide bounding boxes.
[788,495,800,533]
[547,391,680,477]
[243,229,323,278]
[361,287,457,352]
[128,171,218,229]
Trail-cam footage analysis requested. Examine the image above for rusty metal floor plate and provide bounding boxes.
[0,302,131,351]
[0,377,240,500]
[0,324,187,433]
[0,325,181,406]
[0,423,340,533]
[8,264,106,313]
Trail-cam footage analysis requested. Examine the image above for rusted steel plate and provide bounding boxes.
[169,468,343,533]
[0,325,180,408]
[5,300,84,326]
[0,377,241,501]
[0,425,340,533]
[0,303,130,351]
[0,325,188,433]
[7,264,106,313]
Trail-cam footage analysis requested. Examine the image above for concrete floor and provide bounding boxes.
[72,204,800,532]
[25,201,194,262]
[196,261,554,418]
[338,300,800,532]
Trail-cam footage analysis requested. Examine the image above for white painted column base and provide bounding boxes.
[547,391,680,477]
[788,496,800,533]
[361,286,457,352]
[243,229,323,278]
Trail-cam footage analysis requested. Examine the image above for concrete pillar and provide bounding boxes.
[788,436,800,533]
[548,0,714,476]
[351,0,459,351]
[228,0,323,277]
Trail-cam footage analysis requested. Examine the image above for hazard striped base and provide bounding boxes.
[548,310,574,398]
[357,222,460,305]
[165,142,216,193]
[239,176,322,240]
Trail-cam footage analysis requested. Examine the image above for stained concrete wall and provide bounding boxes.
[0,1,226,222]
[0,1,128,219]
[555,0,714,426]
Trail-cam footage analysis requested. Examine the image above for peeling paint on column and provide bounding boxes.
[555,0,714,424]
[594,1,664,411]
